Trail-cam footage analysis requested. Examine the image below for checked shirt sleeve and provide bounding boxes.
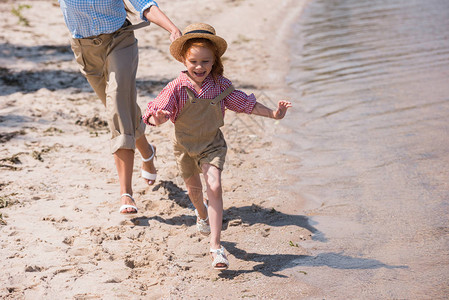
[128,0,159,21]
[225,90,257,114]
[143,82,179,126]
[219,76,257,114]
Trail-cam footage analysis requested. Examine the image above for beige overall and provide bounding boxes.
[173,85,235,179]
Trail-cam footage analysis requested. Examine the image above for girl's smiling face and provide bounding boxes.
[183,45,215,88]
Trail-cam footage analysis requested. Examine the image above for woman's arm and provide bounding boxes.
[143,6,181,41]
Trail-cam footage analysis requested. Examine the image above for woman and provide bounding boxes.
[58,0,181,214]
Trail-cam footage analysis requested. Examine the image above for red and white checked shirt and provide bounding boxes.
[143,71,256,125]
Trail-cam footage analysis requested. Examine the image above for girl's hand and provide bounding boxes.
[273,101,292,120]
[151,109,172,126]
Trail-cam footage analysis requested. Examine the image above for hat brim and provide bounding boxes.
[170,33,227,62]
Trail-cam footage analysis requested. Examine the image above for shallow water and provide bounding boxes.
[284,0,449,297]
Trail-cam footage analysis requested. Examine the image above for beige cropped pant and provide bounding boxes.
[70,23,146,153]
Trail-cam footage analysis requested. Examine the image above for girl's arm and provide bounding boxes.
[143,78,182,126]
[143,6,181,41]
[251,101,292,120]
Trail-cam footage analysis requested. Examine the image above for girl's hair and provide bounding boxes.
[181,38,224,79]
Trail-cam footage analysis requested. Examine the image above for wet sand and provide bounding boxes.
[283,0,449,298]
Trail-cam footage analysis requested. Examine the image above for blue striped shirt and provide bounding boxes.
[58,0,158,38]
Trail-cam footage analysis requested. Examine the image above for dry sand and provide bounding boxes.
[0,0,312,298]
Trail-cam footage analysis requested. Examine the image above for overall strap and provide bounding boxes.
[211,85,235,105]
[185,87,197,103]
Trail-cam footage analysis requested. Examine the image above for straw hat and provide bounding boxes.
[170,23,227,62]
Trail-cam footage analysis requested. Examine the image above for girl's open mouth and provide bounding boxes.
[194,71,206,77]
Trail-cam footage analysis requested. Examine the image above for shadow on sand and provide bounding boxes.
[132,181,323,240]
[131,180,408,278]
[0,42,170,96]
[218,242,408,278]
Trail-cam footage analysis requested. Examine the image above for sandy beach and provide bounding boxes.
[4,0,448,299]
[1,0,311,298]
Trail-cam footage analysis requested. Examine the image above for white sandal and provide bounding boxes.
[210,246,229,270]
[195,202,210,236]
[141,144,157,185]
[119,193,138,214]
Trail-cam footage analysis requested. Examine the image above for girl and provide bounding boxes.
[143,23,291,270]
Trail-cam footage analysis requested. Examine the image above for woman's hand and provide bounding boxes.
[169,28,182,42]
[143,6,181,43]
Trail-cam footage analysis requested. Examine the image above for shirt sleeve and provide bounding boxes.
[220,77,257,114]
[128,0,159,21]
[143,82,178,126]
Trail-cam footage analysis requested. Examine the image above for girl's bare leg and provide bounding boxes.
[201,164,223,250]
[184,173,207,219]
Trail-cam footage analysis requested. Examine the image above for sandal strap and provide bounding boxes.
[195,209,209,222]
[121,193,134,201]
[210,246,225,255]
[194,202,209,221]
[212,254,228,265]
[119,204,138,213]
[141,144,155,162]
[119,193,137,213]
[210,246,229,269]
[141,169,157,181]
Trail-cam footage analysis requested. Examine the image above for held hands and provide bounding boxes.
[170,29,182,42]
[142,6,181,43]
[151,109,172,126]
[273,101,292,120]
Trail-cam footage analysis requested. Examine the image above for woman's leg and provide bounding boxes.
[136,134,157,185]
[114,148,136,213]
[115,135,155,212]
[201,164,223,250]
